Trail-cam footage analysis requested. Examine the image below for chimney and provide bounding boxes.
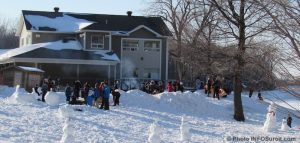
[54,7,59,13]
[127,11,132,17]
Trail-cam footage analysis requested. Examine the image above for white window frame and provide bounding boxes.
[144,40,160,52]
[91,35,104,49]
[122,39,139,51]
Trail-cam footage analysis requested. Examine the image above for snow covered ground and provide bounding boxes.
[0,86,299,143]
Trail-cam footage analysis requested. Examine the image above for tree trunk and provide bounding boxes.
[234,0,246,121]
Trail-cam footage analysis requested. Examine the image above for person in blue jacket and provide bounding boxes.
[93,83,100,107]
[100,83,110,110]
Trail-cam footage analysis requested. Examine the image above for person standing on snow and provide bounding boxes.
[167,81,173,92]
[41,82,48,102]
[101,83,111,110]
[195,77,201,90]
[93,83,100,107]
[249,86,254,98]
[287,114,292,128]
[112,89,121,106]
[213,78,220,100]
[73,80,81,101]
[65,83,72,103]
[83,82,90,105]
[34,84,40,96]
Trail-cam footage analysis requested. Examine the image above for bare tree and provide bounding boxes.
[147,0,201,80]
[0,17,19,49]
[210,0,271,121]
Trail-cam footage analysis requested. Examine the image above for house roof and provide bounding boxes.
[0,40,120,64]
[21,10,172,36]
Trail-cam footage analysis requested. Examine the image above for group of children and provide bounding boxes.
[64,80,121,110]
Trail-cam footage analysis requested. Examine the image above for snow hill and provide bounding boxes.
[0,85,299,142]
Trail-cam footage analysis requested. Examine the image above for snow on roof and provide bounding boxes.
[94,50,120,61]
[25,14,94,32]
[0,40,82,61]
[17,66,44,72]
[0,49,10,55]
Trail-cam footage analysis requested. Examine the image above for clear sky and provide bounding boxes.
[0,0,148,20]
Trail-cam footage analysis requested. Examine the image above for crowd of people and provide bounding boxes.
[34,78,121,110]
[203,76,233,100]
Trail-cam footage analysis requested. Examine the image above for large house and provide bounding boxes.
[0,8,172,89]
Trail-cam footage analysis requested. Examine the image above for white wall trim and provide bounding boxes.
[127,25,162,37]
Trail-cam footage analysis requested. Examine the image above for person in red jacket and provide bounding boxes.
[167,81,173,92]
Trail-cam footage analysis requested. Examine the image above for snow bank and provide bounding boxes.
[25,14,94,32]
[0,85,15,98]
[121,90,230,118]
[45,90,66,106]
[9,85,36,104]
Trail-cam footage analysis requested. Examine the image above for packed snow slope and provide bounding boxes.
[0,86,299,143]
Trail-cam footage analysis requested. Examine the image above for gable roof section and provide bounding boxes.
[0,40,120,64]
[21,10,172,36]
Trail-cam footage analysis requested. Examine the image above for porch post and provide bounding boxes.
[108,65,111,84]
[114,65,117,81]
[76,64,79,80]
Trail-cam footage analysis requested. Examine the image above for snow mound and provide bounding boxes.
[0,85,15,98]
[9,85,36,104]
[148,121,162,143]
[60,119,75,143]
[180,116,191,142]
[121,90,230,118]
[280,119,289,131]
[263,103,277,132]
[45,90,66,106]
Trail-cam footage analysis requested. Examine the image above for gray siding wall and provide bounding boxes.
[85,32,109,50]
[112,28,167,80]
[31,33,77,44]
[161,38,167,80]
[111,36,122,79]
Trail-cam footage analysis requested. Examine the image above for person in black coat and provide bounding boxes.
[73,80,82,101]
[112,89,121,106]
[83,82,90,105]
[213,79,220,100]
[287,114,292,128]
[249,87,254,98]
[41,82,48,102]
[65,83,72,103]
[34,84,40,96]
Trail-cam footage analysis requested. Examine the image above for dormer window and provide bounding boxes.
[91,35,104,49]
